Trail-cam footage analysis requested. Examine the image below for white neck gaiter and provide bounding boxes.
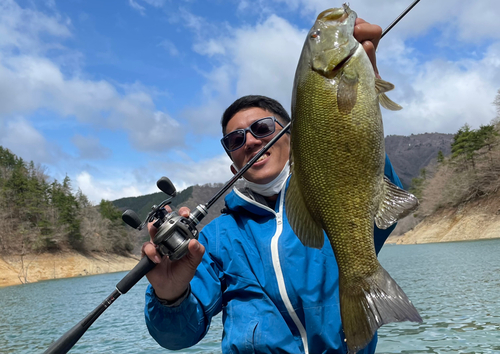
[239,161,290,197]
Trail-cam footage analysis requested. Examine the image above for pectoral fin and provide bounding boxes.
[375,78,402,111]
[374,177,419,229]
[285,173,324,249]
[337,72,359,115]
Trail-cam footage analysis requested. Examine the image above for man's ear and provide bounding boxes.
[230,164,238,175]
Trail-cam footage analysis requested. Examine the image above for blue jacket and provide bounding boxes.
[145,155,402,353]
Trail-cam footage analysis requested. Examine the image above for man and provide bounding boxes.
[143,19,402,353]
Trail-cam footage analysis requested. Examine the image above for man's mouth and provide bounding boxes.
[251,152,270,164]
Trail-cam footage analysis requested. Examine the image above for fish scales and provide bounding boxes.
[286,4,421,353]
[293,45,383,279]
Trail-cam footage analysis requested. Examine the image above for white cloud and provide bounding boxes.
[74,153,233,204]
[0,0,71,54]
[182,1,500,139]
[384,46,500,135]
[0,117,62,164]
[268,0,500,44]
[379,39,500,136]
[0,49,184,152]
[129,0,146,16]
[183,14,306,135]
[0,1,185,155]
[76,170,159,203]
[154,153,234,191]
[193,39,226,57]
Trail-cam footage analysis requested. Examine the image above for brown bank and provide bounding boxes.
[0,252,140,288]
[387,197,500,244]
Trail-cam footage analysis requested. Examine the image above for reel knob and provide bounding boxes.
[157,177,177,197]
[122,210,142,229]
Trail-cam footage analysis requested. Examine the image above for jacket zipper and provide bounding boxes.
[233,187,309,353]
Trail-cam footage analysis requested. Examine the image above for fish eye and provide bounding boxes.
[310,30,320,39]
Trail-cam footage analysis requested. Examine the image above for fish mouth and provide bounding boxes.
[317,4,352,22]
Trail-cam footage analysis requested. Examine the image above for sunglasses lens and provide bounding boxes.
[251,118,275,137]
[224,131,245,151]
[222,117,277,152]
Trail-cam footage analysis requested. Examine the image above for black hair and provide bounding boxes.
[221,95,291,135]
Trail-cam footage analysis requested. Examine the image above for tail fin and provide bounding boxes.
[340,266,422,353]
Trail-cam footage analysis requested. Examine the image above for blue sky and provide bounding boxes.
[1,0,499,203]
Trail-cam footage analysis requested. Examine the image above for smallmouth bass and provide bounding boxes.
[285,4,422,353]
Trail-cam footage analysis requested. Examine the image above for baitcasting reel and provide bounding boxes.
[122,177,205,261]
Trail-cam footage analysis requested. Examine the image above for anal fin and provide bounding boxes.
[374,177,419,229]
[285,173,324,249]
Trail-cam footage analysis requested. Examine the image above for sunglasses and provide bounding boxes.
[221,116,284,152]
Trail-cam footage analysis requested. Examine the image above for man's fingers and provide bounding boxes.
[142,241,162,264]
[354,20,382,50]
[353,18,382,79]
[178,207,191,217]
[186,239,205,267]
[361,41,380,79]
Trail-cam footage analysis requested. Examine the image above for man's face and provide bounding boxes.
[226,107,290,185]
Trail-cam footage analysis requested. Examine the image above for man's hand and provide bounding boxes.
[354,18,383,78]
[142,206,205,302]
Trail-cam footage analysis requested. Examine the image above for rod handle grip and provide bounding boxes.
[116,256,156,294]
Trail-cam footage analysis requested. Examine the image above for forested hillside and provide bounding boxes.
[413,123,500,217]
[0,146,135,256]
[392,113,500,238]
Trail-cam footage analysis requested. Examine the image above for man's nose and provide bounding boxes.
[244,131,262,149]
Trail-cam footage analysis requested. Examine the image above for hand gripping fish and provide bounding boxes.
[286,4,422,353]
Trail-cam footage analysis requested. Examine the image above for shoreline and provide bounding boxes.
[386,198,500,245]
[385,234,500,245]
[0,251,140,288]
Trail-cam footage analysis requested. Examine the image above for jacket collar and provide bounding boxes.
[224,176,291,216]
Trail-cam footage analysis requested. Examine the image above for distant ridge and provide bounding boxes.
[385,133,454,189]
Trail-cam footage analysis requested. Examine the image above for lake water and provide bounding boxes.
[0,239,499,354]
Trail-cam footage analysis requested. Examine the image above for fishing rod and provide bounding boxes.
[43,1,420,352]
[381,0,421,38]
[42,123,291,354]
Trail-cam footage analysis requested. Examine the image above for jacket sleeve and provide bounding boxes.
[374,154,404,254]
[144,223,224,350]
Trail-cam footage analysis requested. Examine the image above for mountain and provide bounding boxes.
[385,133,454,189]
[112,132,455,230]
